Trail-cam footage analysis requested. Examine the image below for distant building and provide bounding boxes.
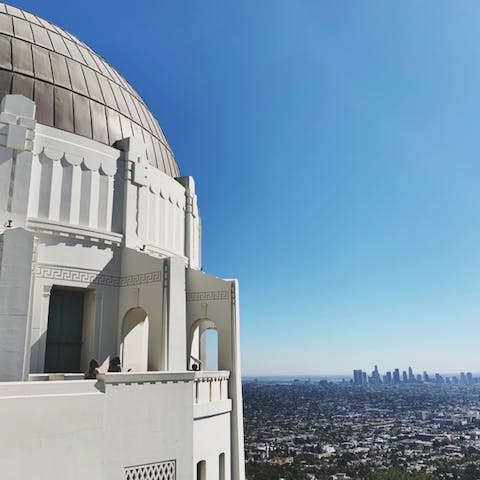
[372,365,381,384]
[393,368,400,384]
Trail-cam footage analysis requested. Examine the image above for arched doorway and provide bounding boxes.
[120,307,149,372]
[189,318,218,371]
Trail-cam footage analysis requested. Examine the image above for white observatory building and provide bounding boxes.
[0,3,245,480]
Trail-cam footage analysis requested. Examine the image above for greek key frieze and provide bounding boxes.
[186,290,230,302]
[120,270,162,286]
[36,265,163,287]
[36,265,121,286]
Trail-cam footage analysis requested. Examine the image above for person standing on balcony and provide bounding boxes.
[84,358,100,379]
[108,356,122,372]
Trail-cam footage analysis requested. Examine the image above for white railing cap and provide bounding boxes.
[194,370,230,381]
[98,371,195,384]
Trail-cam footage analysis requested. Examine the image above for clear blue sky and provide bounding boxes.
[14,0,480,375]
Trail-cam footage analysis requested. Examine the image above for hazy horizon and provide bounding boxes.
[242,370,480,378]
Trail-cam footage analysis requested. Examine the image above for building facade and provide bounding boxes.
[0,3,245,479]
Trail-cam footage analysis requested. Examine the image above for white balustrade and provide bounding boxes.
[194,371,230,404]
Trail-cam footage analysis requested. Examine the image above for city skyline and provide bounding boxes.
[12,0,480,375]
[353,365,477,386]
[243,368,480,378]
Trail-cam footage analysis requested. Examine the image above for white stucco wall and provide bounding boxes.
[0,380,105,479]
[0,373,195,480]
[194,413,232,480]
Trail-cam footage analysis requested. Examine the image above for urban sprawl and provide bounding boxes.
[244,369,480,480]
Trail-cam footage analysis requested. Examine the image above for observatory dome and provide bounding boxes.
[0,2,179,177]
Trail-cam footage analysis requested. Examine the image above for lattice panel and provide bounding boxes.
[125,461,176,480]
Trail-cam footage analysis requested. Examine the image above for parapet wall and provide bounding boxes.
[0,372,231,480]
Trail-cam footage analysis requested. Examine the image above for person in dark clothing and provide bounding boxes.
[108,356,122,373]
[84,358,100,379]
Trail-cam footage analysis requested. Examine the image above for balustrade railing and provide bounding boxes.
[193,371,230,404]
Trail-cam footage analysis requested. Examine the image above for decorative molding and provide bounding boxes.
[0,96,36,152]
[36,147,117,177]
[27,218,123,246]
[194,371,230,382]
[121,271,162,287]
[125,460,176,480]
[42,284,53,298]
[185,194,193,214]
[146,166,185,210]
[186,290,230,302]
[36,265,120,286]
[36,264,163,288]
[163,261,170,290]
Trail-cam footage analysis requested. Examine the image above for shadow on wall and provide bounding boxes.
[120,307,149,373]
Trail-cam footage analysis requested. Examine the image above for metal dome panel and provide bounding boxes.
[0,2,180,177]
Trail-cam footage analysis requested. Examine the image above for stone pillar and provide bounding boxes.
[163,256,187,371]
[114,137,147,249]
[177,176,202,269]
[0,95,36,229]
[0,227,36,381]
[228,280,245,480]
[0,95,37,381]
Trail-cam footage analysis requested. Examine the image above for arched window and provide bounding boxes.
[196,460,206,480]
[219,453,225,480]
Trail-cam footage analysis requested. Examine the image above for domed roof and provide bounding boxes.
[0,3,180,177]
